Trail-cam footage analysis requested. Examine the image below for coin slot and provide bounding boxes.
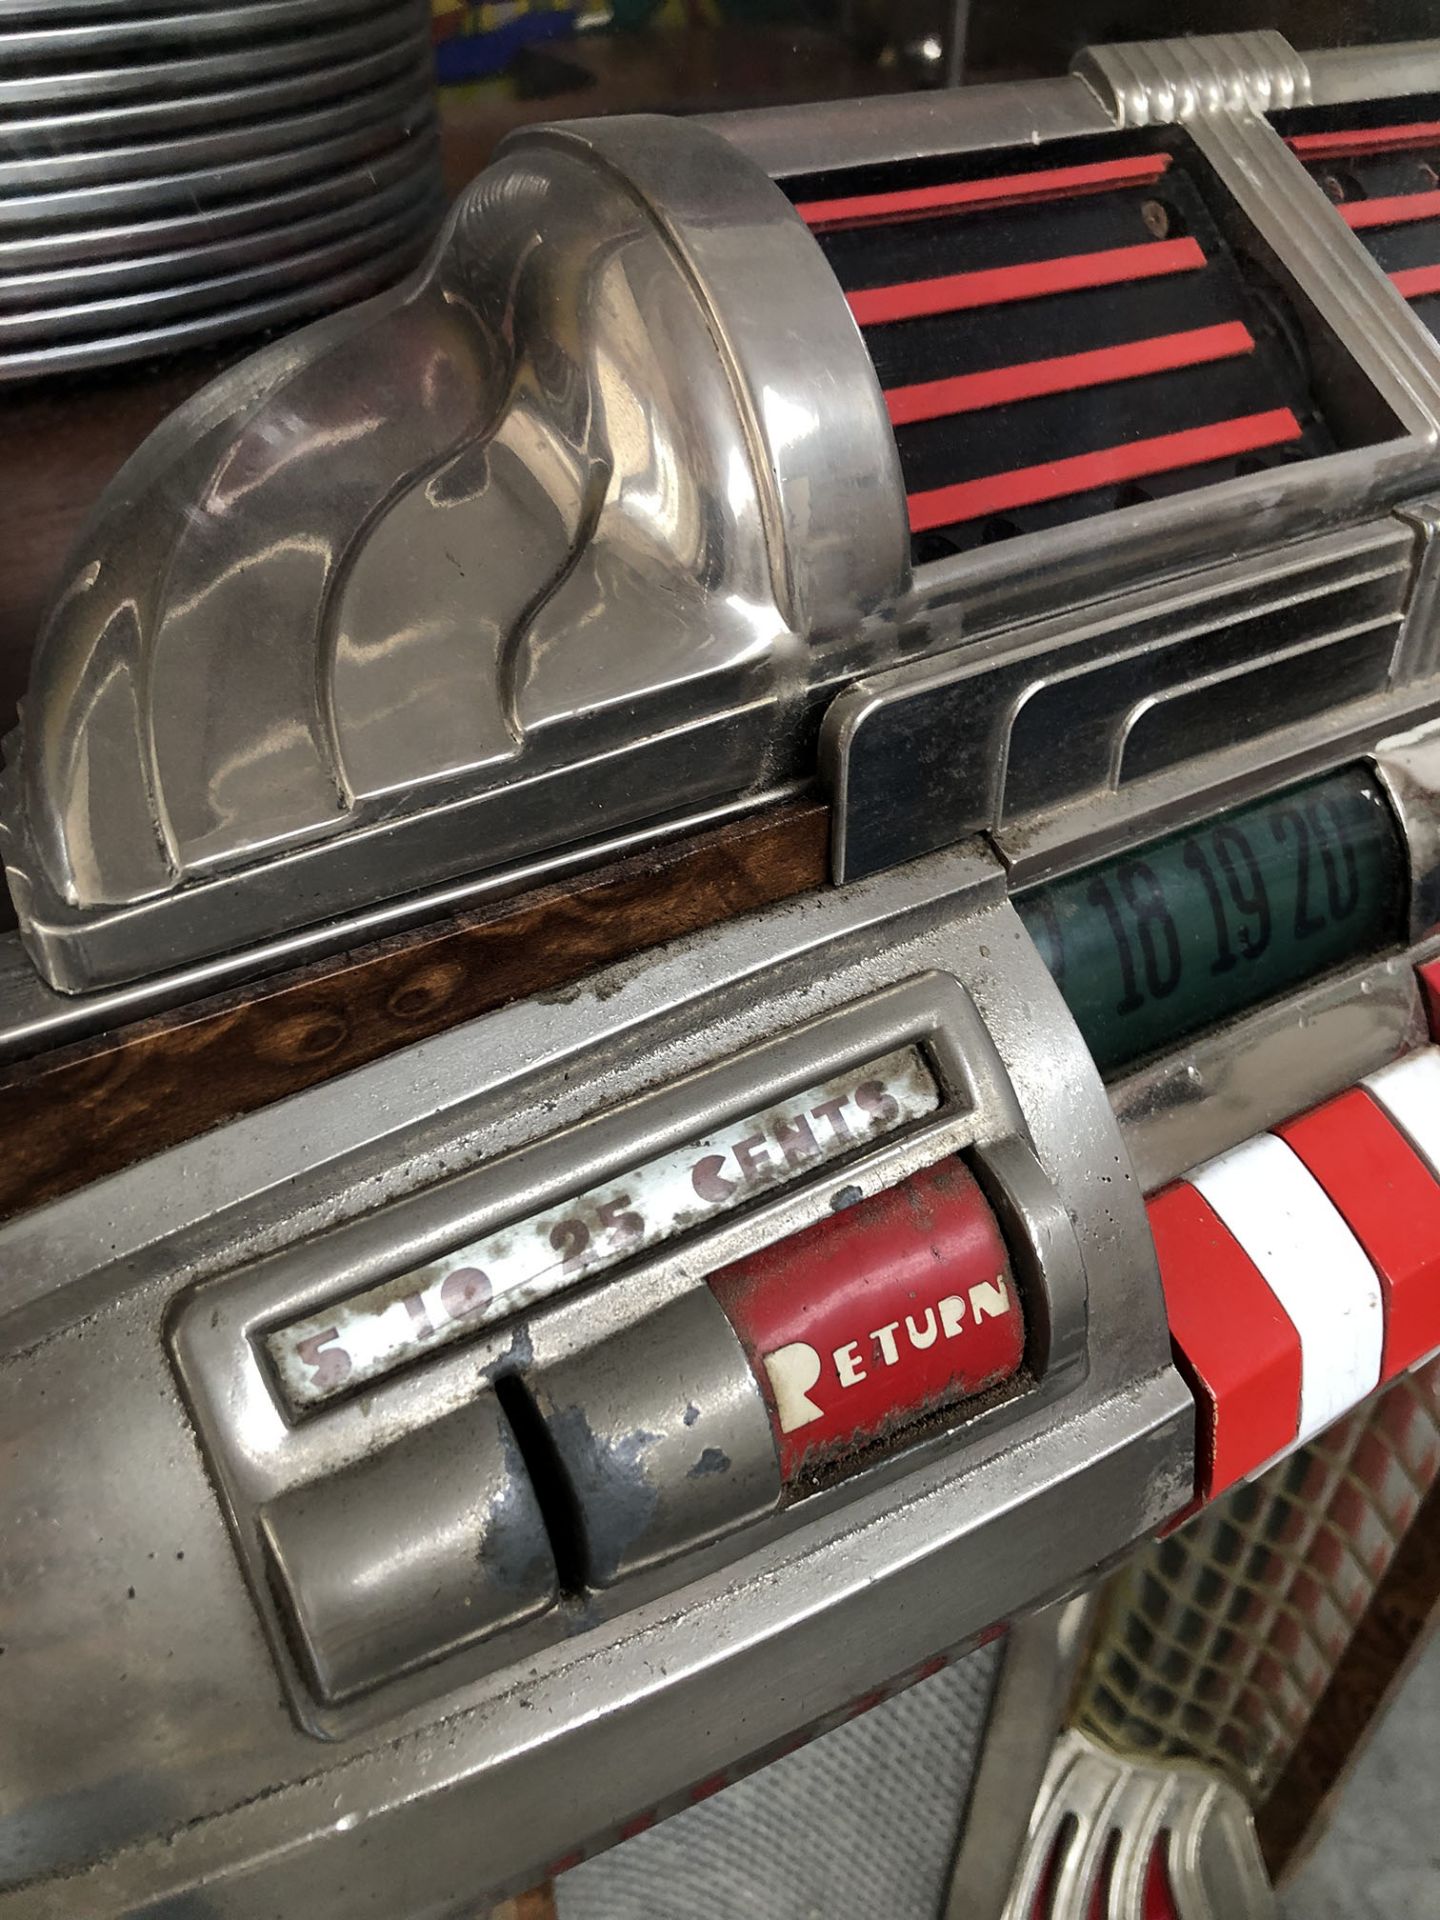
[492,1370,588,1597]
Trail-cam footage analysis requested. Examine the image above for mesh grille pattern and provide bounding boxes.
[556,1643,1001,1920]
[1074,1356,1440,1797]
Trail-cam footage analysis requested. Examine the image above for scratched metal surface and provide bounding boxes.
[555,1643,1002,1920]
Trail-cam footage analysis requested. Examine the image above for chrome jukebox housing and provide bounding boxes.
[0,117,907,994]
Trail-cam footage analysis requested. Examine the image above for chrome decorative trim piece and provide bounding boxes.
[1393,502,1440,687]
[1374,714,1440,940]
[0,844,1192,1907]
[980,1341,1440,1919]
[17,34,1440,997]
[701,75,1114,176]
[942,1595,1101,1920]
[1307,40,1440,107]
[1073,30,1311,128]
[826,522,1421,884]
[0,114,907,995]
[1181,107,1440,440]
[1000,1730,1275,1920]
[1110,952,1425,1196]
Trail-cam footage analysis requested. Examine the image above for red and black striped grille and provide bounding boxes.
[1277,104,1440,339]
[787,140,1335,566]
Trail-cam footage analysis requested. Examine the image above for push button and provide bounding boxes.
[708,1157,1025,1482]
[528,1287,782,1588]
[261,1392,557,1704]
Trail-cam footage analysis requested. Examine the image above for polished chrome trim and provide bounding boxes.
[1373,713,1440,940]
[942,1594,1100,1920]
[1110,950,1425,1193]
[1307,40,1440,107]
[1072,30,1311,128]
[700,76,1113,178]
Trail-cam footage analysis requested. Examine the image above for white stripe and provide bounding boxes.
[1190,1133,1384,1442]
[1363,1046,1440,1182]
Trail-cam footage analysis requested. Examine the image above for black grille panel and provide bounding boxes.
[1275,99,1440,347]
[784,136,1336,567]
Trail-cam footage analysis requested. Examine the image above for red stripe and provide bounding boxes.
[1148,1182,1303,1500]
[1289,120,1440,160]
[1392,262,1440,298]
[906,407,1302,531]
[884,321,1254,427]
[1341,188,1440,230]
[796,153,1170,232]
[1279,1089,1440,1382]
[847,236,1204,327]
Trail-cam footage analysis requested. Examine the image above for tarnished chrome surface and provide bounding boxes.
[0,104,438,232]
[12,35,1440,1917]
[0,137,439,274]
[264,1043,940,1413]
[0,224,438,382]
[1393,502,1440,687]
[1307,39,1440,106]
[0,0,386,56]
[0,163,439,311]
[529,1286,783,1591]
[942,1595,1101,1920]
[0,845,1191,1908]
[168,946,1095,1741]
[0,8,425,109]
[0,60,433,194]
[0,197,439,346]
[0,38,426,150]
[701,75,1114,175]
[827,522,1421,884]
[1374,714,1440,940]
[1111,952,1425,1194]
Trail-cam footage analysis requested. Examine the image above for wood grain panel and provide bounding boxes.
[0,800,829,1223]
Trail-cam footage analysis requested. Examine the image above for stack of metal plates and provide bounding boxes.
[0,0,444,382]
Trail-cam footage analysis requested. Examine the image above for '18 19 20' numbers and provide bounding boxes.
[1091,789,1360,1022]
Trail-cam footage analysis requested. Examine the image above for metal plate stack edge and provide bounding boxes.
[0,0,443,382]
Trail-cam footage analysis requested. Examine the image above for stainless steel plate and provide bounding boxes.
[0,36,426,151]
[0,102,436,230]
[0,194,440,344]
[0,0,403,59]
[0,61,433,189]
[0,135,438,272]
[0,167,440,311]
[0,7,425,110]
[0,226,433,382]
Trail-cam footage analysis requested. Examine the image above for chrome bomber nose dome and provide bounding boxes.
[0,115,909,994]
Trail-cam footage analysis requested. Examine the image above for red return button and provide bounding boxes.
[707,1159,1025,1482]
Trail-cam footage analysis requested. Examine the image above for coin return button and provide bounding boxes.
[708,1158,1025,1483]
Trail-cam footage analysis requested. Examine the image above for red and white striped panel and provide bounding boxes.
[1150,1045,1440,1500]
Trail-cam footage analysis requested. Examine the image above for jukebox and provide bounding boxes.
[3,28,1440,1920]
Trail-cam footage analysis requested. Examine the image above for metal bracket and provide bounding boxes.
[1073,31,1311,128]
